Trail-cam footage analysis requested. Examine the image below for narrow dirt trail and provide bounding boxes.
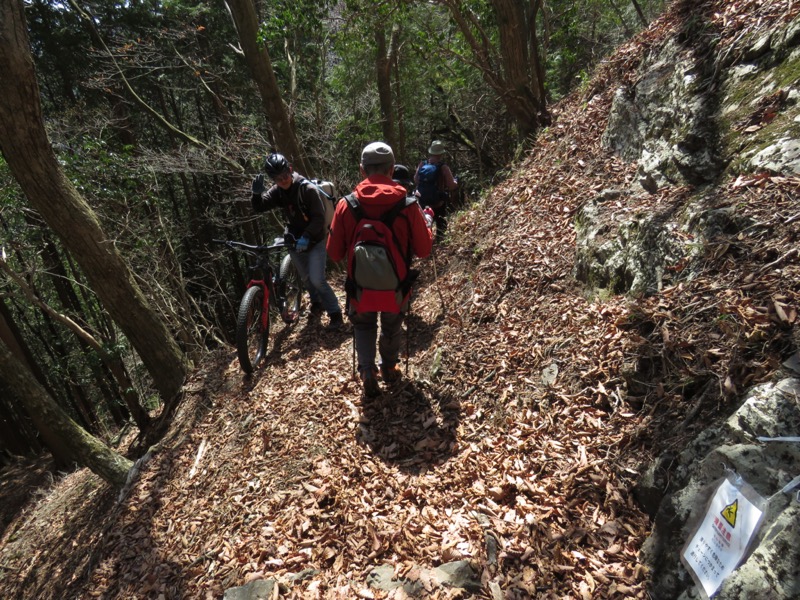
[64,249,654,599]
[80,278,524,599]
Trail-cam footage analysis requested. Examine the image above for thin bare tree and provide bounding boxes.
[0,0,190,404]
[225,0,311,175]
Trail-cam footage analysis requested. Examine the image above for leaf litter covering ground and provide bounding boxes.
[1,0,800,598]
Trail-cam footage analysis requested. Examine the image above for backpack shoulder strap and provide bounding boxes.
[300,177,323,200]
[296,176,311,203]
[296,177,322,218]
[381,197,409,228]
[305,178,333,199]
[345,194,414,227]
[384,197,418,268]
[345,193,364,221]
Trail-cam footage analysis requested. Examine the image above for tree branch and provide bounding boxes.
[68,0,244,173]
[0,257,108,356]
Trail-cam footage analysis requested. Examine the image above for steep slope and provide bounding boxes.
[1,0,799,599]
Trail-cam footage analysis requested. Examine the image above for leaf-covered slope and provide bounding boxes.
[1,0,799,599]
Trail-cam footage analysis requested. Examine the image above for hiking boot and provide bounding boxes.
[309,302,324,317]
[381,363,403,384]
[360,367,380,398]
[326,311,345,331]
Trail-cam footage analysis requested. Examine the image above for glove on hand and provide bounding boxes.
[423,207,435,229]
[251,174,265,197]
[296,234,310,253]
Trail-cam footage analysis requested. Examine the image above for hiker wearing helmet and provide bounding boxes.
[251,153,344,331]
[414,140,458,240]
[391,164,415,195]
[327,142,434,398]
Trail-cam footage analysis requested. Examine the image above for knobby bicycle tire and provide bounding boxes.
[236,285,269,374]
[279,254,303,322]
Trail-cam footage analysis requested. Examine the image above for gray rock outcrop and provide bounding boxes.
[580,11,800,600]
[638,377,800,599]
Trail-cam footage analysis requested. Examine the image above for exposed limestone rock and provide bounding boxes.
[749,137,800,174]
[639,378,800,599]
[588,13,800,599]
[582,9,800,301]
[367,560,482,596]
[604,12,800,189]
[573,189,686,296]
[223,579,275,600]
[602,39,724,192]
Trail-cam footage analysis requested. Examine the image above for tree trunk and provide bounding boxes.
[0,337,133,488]
[441,0,547,139]
[225,0,311,176]
[109,89,138,149]
[39,236,150,429]
[393,52,408,163]
[491,0,545,137]
[375,26,397,149]
[0,388,42,457]
[0,0,190,404]
[631,0,649,27]
[0,289,64,407]
[0,302,44,457]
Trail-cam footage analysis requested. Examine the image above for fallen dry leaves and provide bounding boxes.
[1,1,799,599]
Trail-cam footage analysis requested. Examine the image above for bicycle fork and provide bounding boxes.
[248,280,270,331]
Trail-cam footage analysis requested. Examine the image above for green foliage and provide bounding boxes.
[257,0,329,46]
[256,0,333,85]
[543,0,666,100]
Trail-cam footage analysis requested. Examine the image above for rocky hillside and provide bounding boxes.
[1,0,799,599]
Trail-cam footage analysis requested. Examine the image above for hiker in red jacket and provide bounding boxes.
[327,142,433,397]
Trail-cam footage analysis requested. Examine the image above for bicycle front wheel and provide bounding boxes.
[279,254,303,323]
[236,285,269,374]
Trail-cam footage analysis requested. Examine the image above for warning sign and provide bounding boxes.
[721,499,737,527]
[681,475,766,598]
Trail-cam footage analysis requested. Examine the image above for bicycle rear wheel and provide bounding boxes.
[279,254,303,322]
[236,285,269,374]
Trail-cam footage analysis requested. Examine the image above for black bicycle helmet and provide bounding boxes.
[392,164,414,194]
[263,153,290,178]
[392,164,411,181]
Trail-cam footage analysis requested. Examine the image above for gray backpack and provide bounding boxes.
[303,179,337,231]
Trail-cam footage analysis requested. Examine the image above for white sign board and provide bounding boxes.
[681,474,766,598]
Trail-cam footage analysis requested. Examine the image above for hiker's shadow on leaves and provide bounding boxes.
[258,316,349,372]
[284,316,351,353]
[404,311,445,357]
[259,322,293,370]
[357,380,461,474]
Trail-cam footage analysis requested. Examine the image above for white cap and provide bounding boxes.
[361,142,395,167]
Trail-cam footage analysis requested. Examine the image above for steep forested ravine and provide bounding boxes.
[2,0,799,598]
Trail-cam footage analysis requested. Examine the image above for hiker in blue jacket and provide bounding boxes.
[251,153,344,331]
[414,140,458,240]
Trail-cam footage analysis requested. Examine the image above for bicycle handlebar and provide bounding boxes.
[211,235,296,252]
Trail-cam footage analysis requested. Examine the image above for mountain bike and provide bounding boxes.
[213,237,304,374]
